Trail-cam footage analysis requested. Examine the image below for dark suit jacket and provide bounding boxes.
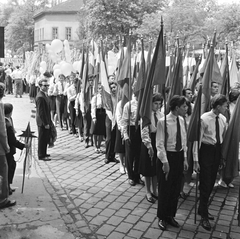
[5,118,25,155]
[36,90,51,127]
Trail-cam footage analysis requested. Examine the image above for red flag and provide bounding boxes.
[140,20,165,128]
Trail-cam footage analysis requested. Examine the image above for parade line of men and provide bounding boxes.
[1,67,239,232]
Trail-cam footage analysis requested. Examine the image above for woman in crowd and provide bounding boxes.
[29,70,38,103]
[139,93,164,203]
[48,76,57,126]
[91,83,106,153]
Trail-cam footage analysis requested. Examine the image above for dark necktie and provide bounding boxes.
[175,117,182,151]
[183,116,188,133]
[216,116,220,144]
[154,112,158,127]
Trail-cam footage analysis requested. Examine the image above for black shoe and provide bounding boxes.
[0,200,16,209]
[104,158,110,164]
[200,217,211,231]
[46,154,50,157]
[179,192,188,200]
[84,143,89,148]
[166,217,180,228]
[158,220,167,231]
[198,211,214,221]
[135,179,145,186]
[145,195,155,203]
[108,158,119,163]
[39,157,51,161]
[151,193,158,200]
[128,179,136,186]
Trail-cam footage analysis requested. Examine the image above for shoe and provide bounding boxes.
[166,217,180,228]
[84,143,89,148]
[46,154,50,157]
[158,220,167,231]
[39,157,51,161]
[151,193,158,200]
[119,165,126,174]
[80,137,84,142]
[104,158,110,164]
[109,158,119,163]
[179,192,188,200]
[200,217,211,231]
[228,183,234,188]
[128,179,136,186]
[0,200,16,209]
[95,148,100,154]
[218,180,227,188]
[69,130,73,134]
[135,179,145,186]
[198,211,214,221]
[146,194,155,203]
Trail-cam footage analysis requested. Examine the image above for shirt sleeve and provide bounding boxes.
[121,103,129,140]
[141,123,152,149]
[91,95,97,119]
[156,119,168,163]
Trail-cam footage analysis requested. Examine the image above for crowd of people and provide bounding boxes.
[0,59,240,232]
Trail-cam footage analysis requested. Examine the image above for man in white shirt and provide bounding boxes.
[193,94,228,231]
[156,95,188,231]
[11,66,23,98]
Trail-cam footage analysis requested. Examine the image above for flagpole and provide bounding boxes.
[128,30,132,139]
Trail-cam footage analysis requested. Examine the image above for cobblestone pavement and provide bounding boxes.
[0,94,240,239]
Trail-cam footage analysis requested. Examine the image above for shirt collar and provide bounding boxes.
[169,112,178,119]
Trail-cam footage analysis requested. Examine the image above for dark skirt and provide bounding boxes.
[29,84,37,98]
[139,132,157,177]
[114,125,125,153]
[75,105,83,128]
[92,108,106,136]
[49,95,56,112]
[63,96,69,120]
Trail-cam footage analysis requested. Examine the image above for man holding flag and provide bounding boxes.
[193,94,228,231]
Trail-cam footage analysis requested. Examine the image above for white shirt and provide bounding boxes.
[11,69,22,79]
[156,112,187,163]
[91,93,103,119]
[67,84,77,102]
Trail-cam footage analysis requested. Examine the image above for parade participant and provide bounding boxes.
[63,76,71,133]
[156,95,188,231]
[81,74,94,148]
[11,66,23,98]
[0,62,6,84]
[36,77,51,161]
[211,82,219,97]
[48,76,57,126]
[193,94,228,231]
[139,93,163,203]
[53,74,65,130]
[75,84,84,142]
[91,83,106,153]
[29,70,38,103]
[67,77,78,136]
[115,96,125,174]
[218,89,240,188]
[105,80,119,164]
[5,67,13,95]
[0,83,16,209]
[4,103,28,194]
[122,91,143,186]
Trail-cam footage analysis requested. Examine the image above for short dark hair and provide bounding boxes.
[43,71,52,78]
[185,98,192,116]
[182,88,191,96]
[211,94,228,109]
[229,89,240,103]
[4,103,13,115]
[152,93,163,103]
[169,95,187,111]
[211,81,218,87]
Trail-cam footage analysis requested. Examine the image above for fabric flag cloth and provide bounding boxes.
[139,20,165,129]
[220,44,230,96]
[212,56,223,86]
[229,53,239,87]
[77,50,85,93]
[100,60,113,121]
[222,96,240,182]
[117,39,131,88]
[183,49,189,88]
[188,58,200,93]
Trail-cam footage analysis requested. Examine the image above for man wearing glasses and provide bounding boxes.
[36,72,52,161]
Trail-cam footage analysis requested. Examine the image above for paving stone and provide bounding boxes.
[115,208,132,218]
[90,215,108,226]
[107,215,124,226]
[161,231,178,239]
[141,212,156,223]
[212,231,227,239]
[127,229,144,238]
[178,230,195,239]
[134,221,151,231]
[124,215,140,224]
[107,231,125,239]
[85,208,102,217]
[115,222,134,233]
[143,228,162,239]
[96,224,115,236]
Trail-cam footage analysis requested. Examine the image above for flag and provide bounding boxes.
[183,48,189,88]
[140,19,165,128]
[212,56,223,85]
[77,49,85,93]
[117,38,131,88]
[222,96,240,181]
[89,39,95,75]
[220,44,230,96]
[188,58,200,93]
[100,59,113,121]
[229,52,239,87]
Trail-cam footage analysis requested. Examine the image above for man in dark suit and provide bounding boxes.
[36,75,51,161]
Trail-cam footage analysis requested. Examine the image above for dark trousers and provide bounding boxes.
[198,143,221,217]
[157,151,184,220]
[105,116,116,160]
[69,101,76,134]
[125,126,141,181]
[0,155,9,206]
[83,107,92,144]
[6,154,16,184]
[56,95,64,128]
[38,126,50,159]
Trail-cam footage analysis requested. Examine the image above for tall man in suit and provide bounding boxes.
[36,76,51,161]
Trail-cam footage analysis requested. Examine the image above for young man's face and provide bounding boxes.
[152,101,162,112]
[211,83,219,96]
[217,102,228,115]
[185,90,192,101]
[110,84,117,95]
[177,102,188,117]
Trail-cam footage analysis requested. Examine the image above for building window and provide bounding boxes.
[52,27,58,39]
[65,27,71,40]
